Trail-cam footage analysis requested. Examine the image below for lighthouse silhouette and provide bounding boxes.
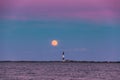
[62,52,65,62]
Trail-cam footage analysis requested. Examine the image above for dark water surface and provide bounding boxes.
[0,62,120,80]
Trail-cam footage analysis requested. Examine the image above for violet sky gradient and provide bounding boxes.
[0,0,120,61]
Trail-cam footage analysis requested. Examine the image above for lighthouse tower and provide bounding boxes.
[62,52,65,62]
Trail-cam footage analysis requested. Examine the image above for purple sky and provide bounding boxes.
[0,0,120,61]
[0,0,120,22]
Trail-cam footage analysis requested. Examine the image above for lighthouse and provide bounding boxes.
[62,52,65,62]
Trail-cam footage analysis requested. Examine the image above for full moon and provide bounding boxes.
[51,40,58,47]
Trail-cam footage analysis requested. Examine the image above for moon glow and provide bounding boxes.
[51,40,58,47]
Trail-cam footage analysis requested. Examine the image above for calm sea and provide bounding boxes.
[0,61,120,80]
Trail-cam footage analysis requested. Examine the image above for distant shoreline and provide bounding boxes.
[0,61,120,63]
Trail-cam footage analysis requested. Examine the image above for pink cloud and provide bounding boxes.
[0,0,120,23]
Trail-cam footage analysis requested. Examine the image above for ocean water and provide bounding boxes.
[0,62,120,80]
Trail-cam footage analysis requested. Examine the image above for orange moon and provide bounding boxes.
[51,40,58,46]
